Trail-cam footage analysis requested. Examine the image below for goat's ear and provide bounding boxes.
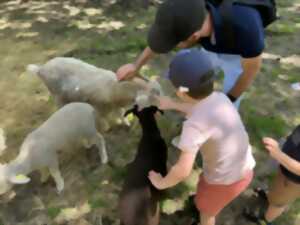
[151,106,164,115]
[158,109,164,115]
[9,174,31,184]
[124,108,133,117]
[124,105,138,117]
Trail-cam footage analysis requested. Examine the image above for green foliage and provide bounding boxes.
[47,207,62,219]
[89,198,108,209]
[268,22,298,34]
[111,167,127,181]
[161,199,184,214]
[244,108,288,147]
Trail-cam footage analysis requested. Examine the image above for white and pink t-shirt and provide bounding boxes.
[177,92,255,185]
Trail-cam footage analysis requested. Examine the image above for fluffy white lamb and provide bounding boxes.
[0,102,107,195]
[27,57,161,131]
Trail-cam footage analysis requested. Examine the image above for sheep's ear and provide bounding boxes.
[9,174,31,184]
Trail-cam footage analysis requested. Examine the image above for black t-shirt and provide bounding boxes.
[280,125,300,183]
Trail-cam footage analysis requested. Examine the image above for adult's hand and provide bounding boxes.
[117,47,156,81]
[116,63,138,81]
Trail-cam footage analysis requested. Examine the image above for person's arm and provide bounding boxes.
[227,54,262,101]
[156,96,192,115]
[135,47,156,71]
[116,47,156,80]
[263,137,300,176]
[148,151,197,189]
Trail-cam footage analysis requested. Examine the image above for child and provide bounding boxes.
[148,49,256,225]
[256,125,300,225]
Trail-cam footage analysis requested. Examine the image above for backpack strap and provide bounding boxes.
[218,0,236,49]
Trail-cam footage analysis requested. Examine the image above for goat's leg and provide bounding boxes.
[49,159,64,194]
[91,132,108,164]
[39,167,50,183]
[149,203,160,225]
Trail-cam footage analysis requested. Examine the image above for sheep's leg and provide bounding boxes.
[97,119,111,132]
[83,138,92,149]
[91,133,108,164]
[39,167,50,183]
[49,159,64,194]
[53,95,64,108]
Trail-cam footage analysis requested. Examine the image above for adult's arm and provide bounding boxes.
[227,54,262,99]
[116,47,156,80]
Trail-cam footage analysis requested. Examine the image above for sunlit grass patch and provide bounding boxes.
[267,22,299,34]
[161,199,185,214]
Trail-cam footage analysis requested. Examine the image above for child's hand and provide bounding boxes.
[148,170,165,190]
[155,96,174,110]
[262,137,281,158]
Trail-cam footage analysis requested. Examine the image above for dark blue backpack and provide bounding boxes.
[206,0,277,48]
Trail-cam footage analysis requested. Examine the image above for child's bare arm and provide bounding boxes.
[148,150,197,189]
[156,96,191,115]
[263,137,300,176]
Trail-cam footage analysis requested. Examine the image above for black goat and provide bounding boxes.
[119,105,168,225]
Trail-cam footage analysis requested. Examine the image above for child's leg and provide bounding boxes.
[194,171,253,225]
[265,204,286,222]
[200,212,216,225]
[265,170,300,222]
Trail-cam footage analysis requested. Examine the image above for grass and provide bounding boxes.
[0,0,299,224]
[47,207,62,219]
[89,198,108,209]
[245,108,287,138]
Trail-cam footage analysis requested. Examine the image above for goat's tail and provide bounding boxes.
[26,64,40,75]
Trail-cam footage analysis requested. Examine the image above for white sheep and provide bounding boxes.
[0,102,107,195]
[26,57,161,130]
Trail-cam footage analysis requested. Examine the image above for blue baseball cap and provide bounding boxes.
[166,49,215,97]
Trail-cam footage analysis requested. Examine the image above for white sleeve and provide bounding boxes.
[177,121,210,154]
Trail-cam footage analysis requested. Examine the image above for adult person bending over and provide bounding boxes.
[117,0,267,108]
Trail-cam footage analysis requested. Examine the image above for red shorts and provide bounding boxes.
[194,170,254,216]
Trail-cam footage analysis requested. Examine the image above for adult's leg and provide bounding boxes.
[218,54,243,109]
